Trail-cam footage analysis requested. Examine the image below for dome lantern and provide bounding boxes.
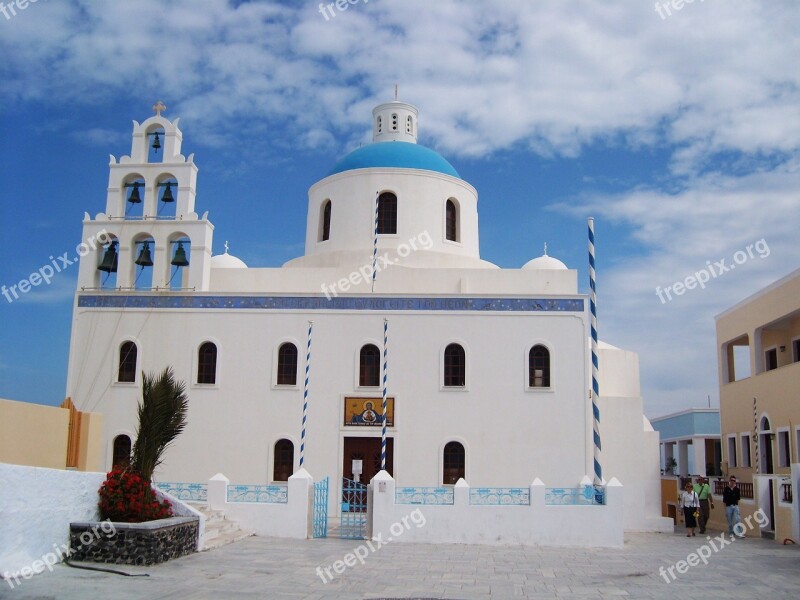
[373,101,418,144]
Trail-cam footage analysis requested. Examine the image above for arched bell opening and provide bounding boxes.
[131,234,156,290]
[122,174,145,220]
[156,174,178,219]
[167,233,191,290]
[146,125,165,164]
[96,234,120,290]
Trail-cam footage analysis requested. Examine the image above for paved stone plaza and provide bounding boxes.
[3,529,799,599]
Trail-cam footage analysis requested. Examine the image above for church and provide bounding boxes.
[67,99,668,533]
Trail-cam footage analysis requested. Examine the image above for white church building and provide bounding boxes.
[66,100,670,540]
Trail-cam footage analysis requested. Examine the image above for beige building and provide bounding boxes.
[0,398,102,472]
[716,267,800,542]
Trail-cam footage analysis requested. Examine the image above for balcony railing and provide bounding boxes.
[781,482,792,503]
[713,480,753,499]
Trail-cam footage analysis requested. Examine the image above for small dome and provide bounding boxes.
[211,243,247,269]
[327,142,460,179]
[523,251,568,271]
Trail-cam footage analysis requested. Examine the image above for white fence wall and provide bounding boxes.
[206,469,311,538]
[0,463,106,574]
[370,471,624,548]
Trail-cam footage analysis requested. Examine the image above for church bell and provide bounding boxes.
[97,242,118,273]
[171,241,189,267]
[127,182,142,204]
[134,242,153,267]
[161,182,174,203]
[151,131,161,152]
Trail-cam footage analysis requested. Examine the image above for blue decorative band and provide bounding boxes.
[77,295,584,313]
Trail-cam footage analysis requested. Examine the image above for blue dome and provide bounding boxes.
[327,142,460,179]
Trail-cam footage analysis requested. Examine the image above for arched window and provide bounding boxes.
[273,439,294,482]
[444,344,466,387]
[443,441,465,484]
[359,344,381,387]
[377,192,397,234]
[529,345,551,387]
[445,199,458,242]
[112,435,131,468]
[197,342,217,384]
[277,343,298,385]
[118,341,137,383]
[321,200,331,242]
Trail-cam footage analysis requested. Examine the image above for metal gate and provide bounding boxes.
[312,476,329,538]
[340,477,368,539]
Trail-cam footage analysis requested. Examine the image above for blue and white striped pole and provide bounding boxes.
[588,217,603,485]
[299,320,313,468]
[381,318,389,471]
[371,192,379,292]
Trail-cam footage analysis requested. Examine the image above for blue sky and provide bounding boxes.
[0,0,798,417]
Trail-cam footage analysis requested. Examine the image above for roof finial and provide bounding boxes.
[224,241,229,254]
[394,83,398,100]
[543,242,548,256]
[152,100,167,116]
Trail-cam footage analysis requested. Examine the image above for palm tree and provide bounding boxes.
[131,367,189,483]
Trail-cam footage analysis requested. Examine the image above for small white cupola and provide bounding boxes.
[373,100,418,144]
[211,241,248,269]
[523,243,568,270]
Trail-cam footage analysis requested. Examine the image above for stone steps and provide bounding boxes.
[187,502,253,550]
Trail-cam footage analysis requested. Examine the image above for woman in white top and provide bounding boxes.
[680,482,700,537]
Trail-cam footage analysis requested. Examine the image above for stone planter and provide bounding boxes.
[69,517,199,565]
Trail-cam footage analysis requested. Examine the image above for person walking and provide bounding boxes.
[693,476,714,534]
[722,475,744,538]
[680,481,700,537]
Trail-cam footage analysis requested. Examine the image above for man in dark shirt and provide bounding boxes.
[722,476,743,537]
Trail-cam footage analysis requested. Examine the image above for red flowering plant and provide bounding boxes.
[97,367,188,522]
[98,467,171,522]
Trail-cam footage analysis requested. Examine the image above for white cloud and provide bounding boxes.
[554,160,800,416]
[1,0,797,166]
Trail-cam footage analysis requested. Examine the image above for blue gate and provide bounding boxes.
[340,477,368,539]
[312,476,329,538]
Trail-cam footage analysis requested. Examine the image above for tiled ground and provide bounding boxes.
[3,528,799,599]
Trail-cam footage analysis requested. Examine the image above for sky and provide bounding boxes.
[0,0,798,418]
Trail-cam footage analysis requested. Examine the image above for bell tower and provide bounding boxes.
[77,101,214,292]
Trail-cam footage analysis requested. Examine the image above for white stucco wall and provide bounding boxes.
[0,463,105,575]
[67,305,592,514]
[596,345,673,532]
[207,471,310,538]
[370,473,624,548]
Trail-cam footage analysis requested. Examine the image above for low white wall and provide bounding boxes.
[207,469,311,538]
[0,463,106,574]
[370,472,624,548]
